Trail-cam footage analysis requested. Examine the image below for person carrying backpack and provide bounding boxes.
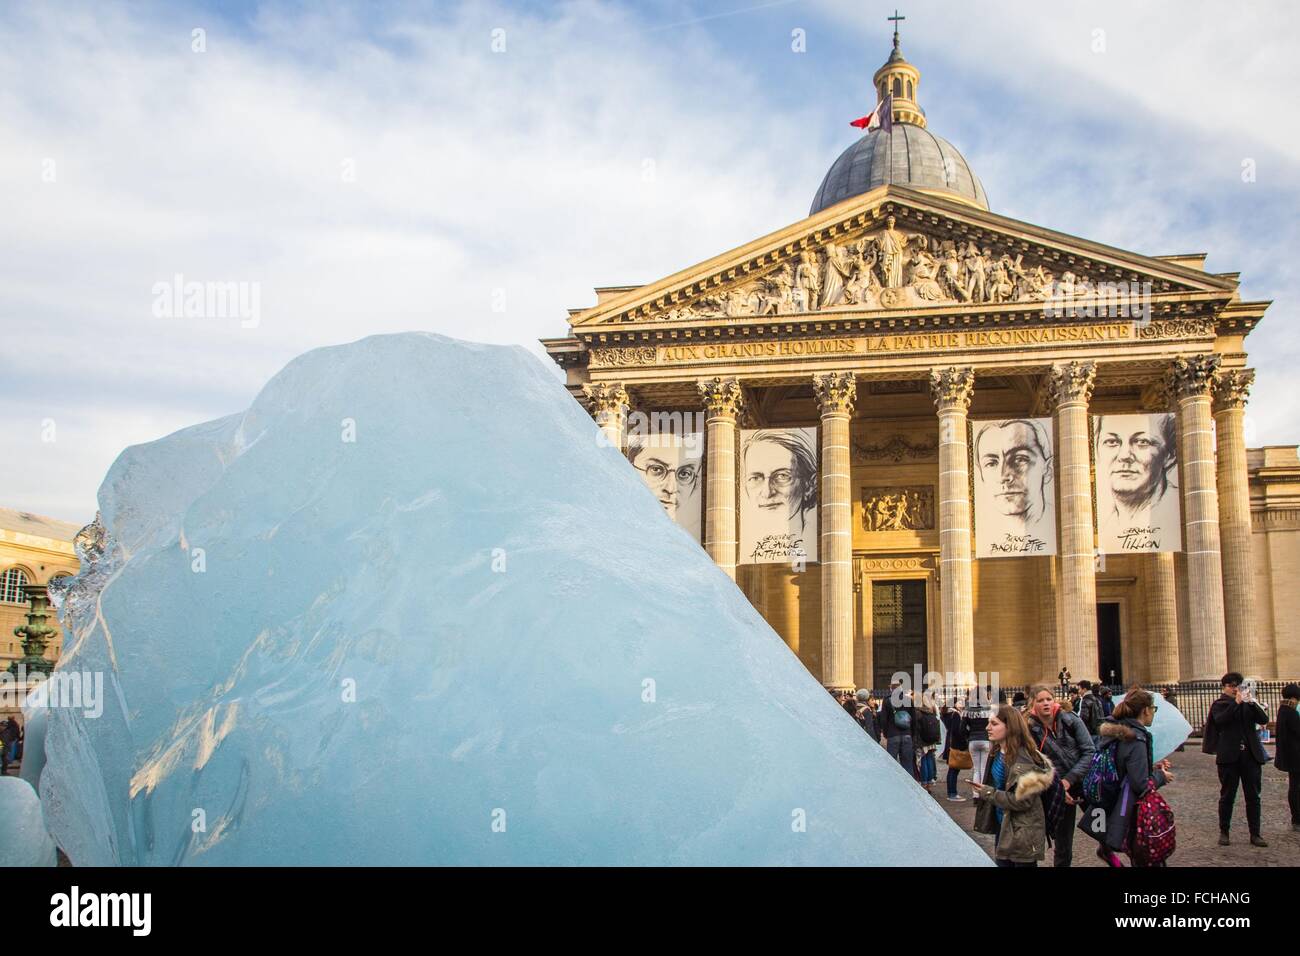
[880,681,917,779]
[1026,684,1095,867]
[1076,680,1104,737]
[1078,689,1175,867]
[915,697,942,792]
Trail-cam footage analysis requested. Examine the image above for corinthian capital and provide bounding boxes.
[581,382,629,417]
[929,366,975,413]
[1212,368,1255,413]
[697,376,744,419]
[813,371,857,417]
[1167,354,1221,402]
[1049,360,1097,408]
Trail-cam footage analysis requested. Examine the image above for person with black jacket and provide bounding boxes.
[1026,684,1096,867]
[1274,683,1300,833]
[1076,680,1104,736]
[854,689,881,744]
[1203,671,1270,847]
[880,682,917,779]
[1083,689,1174,867]
[941,698,969,802]
[962,689,992,785]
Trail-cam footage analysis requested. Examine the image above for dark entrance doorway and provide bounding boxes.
[1097,602,1122,686]
[872,580,928,690]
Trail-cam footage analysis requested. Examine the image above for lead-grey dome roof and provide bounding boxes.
[810,123,988,215]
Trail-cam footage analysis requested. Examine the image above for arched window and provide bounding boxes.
[892,77,902,97]
[1,568,31,604]
[906,80,913,99]
[879,81,886,100]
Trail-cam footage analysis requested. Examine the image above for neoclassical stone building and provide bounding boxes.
[542,38,1298,690]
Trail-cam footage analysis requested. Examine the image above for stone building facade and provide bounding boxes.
[543,38,1298,690]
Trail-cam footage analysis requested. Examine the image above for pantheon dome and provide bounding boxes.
[810,37,988,215]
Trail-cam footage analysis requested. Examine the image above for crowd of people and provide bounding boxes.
[835,673,1300,867]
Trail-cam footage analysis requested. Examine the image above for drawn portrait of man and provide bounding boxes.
[1094,413,1181,553]
[973,417,1057,557]
[626,433,703,542]
[738,427,819,564]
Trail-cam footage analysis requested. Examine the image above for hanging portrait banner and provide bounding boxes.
[625,432,704,543]
[738,427,819,565]
[1093,413,1182,553]
[971,417,1058,558]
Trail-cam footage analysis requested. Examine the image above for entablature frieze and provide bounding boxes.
[581,315,1218,380]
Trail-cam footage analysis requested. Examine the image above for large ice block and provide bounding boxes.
[43,332,990,866]
[0,778,57,867]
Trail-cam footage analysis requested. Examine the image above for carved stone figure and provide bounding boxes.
[910,248,944,301]
[794,250,820,313]
[878,215,914,288]
[862,486,935,531]
[820,242,852,308]
[962,242,987,303]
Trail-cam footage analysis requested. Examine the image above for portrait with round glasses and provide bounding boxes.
[626,434,703,542]
[739,427,819,564]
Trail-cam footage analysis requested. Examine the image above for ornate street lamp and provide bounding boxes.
[10,584,57,676]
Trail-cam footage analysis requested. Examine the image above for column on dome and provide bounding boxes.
[697,377,744,580]
[582,382,630,452]
[1048,360,1099,680]
[929,366,975,680]
[1213,368,1272,677]
[1168,355,1228,679]
[813,371,857,691]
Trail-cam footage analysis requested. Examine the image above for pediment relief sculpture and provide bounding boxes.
[645,216,1136,322]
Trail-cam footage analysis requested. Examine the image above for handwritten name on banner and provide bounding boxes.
[594,323,1136,367]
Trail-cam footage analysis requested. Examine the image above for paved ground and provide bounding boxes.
[932,744,1298,866]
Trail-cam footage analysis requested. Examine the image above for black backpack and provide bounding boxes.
[918,711,941,745]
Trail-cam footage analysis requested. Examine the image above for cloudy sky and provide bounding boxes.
[3,0,1298,524]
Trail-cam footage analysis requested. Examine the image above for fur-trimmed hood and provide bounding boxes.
[1010,757,1056,800]
[1099,717,1149,743]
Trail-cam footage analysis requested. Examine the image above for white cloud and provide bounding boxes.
[2,0,1298,520]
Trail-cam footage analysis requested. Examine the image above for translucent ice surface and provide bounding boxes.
[1148,692,1192,763]
[43,333,990,866]
[0,778,57,867]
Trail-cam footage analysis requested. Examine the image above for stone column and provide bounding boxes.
[1169,355,1228,679]
[1213,368,1271,677]
[1049,360,1099,680]
[582,382,629,452]
[698,376,744,580]
[929,366,975,680]
[813,371,857,691]
[1037,556,1059,683]
[1144,552,1181,683]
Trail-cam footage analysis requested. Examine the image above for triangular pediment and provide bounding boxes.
[569,186,1238,329]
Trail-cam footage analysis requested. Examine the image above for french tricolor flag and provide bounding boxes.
[850,93,893,133]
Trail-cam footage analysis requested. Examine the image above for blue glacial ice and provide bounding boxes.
[1148,692,1192,763]
[0,778,57,867]
[41,332,990,866]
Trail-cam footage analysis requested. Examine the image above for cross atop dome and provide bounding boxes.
[887,9,905,57]
[873,11,924,127]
